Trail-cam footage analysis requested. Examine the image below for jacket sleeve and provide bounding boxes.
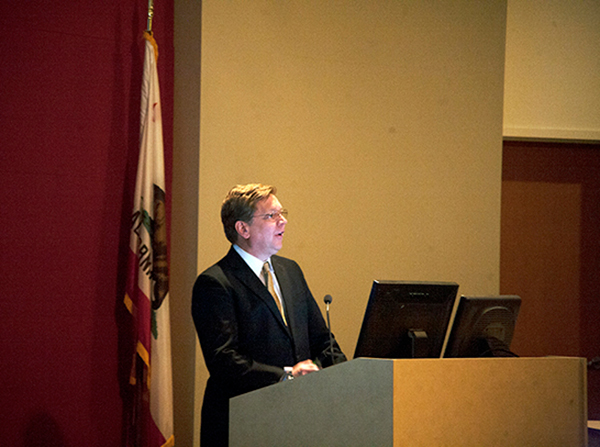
[191,269,284,395]
[281,258,347,368]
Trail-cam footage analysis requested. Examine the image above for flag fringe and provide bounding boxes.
[143,31,159,61]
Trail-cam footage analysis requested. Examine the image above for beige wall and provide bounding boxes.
[504,0,600,141]
[172,2,202,446]
[179,1,507,445]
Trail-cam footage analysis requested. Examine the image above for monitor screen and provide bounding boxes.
[442,295,521,358]
[353,280,459,359]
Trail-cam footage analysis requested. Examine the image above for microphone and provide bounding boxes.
[324,294,335,365]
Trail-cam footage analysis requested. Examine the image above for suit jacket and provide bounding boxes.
[192,247,346,446]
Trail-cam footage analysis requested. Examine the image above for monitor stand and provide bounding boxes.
[408,329,428,358]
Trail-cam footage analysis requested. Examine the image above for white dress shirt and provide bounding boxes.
[233,244,285,311]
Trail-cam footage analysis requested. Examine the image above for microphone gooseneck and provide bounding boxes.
[324,294,334,365]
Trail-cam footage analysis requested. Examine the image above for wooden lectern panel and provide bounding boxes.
[391,357,587,446]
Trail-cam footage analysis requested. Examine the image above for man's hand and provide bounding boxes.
[291,359,320,377]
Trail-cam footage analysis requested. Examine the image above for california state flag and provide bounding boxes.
[124,31,174,447]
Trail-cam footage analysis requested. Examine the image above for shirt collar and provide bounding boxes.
[233,244,270,278]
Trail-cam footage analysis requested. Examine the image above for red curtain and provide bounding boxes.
[0,1,174,445]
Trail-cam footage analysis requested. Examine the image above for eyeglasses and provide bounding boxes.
[253,209,288,222]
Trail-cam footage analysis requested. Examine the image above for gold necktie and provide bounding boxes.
[263,262,287,325]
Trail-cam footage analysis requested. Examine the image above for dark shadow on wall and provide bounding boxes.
[23,412,68,447]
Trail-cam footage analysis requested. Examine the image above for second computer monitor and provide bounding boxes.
[442,295,521,358]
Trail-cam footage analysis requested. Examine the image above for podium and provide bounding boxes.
[230,357,587,446]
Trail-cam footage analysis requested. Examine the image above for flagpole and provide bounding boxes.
[146,0,154,33]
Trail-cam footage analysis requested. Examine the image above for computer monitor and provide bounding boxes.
[442,295,521,358]
[353,280,459,359]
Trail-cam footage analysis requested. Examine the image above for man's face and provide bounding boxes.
[242,195,287,261]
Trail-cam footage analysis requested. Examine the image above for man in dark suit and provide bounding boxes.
[192,183,346,446]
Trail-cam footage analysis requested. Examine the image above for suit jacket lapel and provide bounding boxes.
[224,248,291,334]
